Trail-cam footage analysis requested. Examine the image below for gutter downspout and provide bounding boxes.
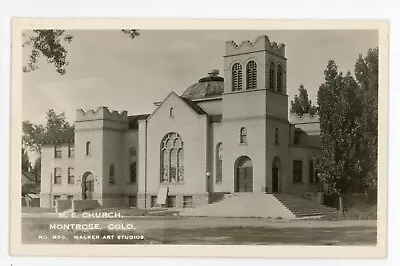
[144,119,148,208]
[50,148,54,207]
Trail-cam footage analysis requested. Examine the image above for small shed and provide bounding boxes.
[25,193,40,207]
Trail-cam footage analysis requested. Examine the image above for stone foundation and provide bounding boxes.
[40,192,208,210]
[137,193,209,209]
[137,193,147,209]
[101,193,125,208]
[55,199,72,213]
[72,200,100,212]
[40,193,51,208]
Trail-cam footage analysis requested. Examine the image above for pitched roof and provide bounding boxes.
[39,128,75,145]
[128,114,151,129]
[22,171,37,184]
[179,97,207,115]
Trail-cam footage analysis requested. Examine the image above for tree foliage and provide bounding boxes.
[317,60,364,196]
[22,109,74,153]
[32,157,41,183]
[290,85,317,116]
[21,148,31,172]
[23,29,140,75]
[354,48,378,192]
[316,48,379,200]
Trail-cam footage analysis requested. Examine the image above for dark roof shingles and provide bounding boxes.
[128,114,151,129]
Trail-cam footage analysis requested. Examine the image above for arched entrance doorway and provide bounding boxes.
[235,156,253,192]
[82,172,94,200]
[272,157,281,193]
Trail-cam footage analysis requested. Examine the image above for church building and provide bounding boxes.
[39,35,321,209]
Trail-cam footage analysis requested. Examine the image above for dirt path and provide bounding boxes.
[113,217,377,230]
[22,216,377,245]
[23,215,377,230]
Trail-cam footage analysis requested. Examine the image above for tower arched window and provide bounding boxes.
[277,64,283,92]
[275,128,279,145]
[160,132,184,182]
[85,141,91,156]
[269,61,275,90]
[246,60,257,90]
[216,142,222,183]
[129,147,137,183]
[240,127,247,144]
[232,63,243,91]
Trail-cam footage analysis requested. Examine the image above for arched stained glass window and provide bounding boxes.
[161,149,169,182]
[177,148,184,181]
[170,149,177,181]
[232,63,243,91]
[160,133,184,182]
[246,60,257,90]
[216,142,222,183]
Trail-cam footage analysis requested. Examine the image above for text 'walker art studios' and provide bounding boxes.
[18,28,381,250]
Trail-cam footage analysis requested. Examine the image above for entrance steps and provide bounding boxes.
[179,193,296,219]
[179,193,341,219]
[273,194,341,218]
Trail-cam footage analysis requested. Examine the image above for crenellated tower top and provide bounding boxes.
[225,35,285,58]
[76,106,128,122]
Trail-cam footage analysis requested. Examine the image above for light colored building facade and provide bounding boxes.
[40,35,322,209]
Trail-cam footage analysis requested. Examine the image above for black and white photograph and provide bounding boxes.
[9,19,388,258]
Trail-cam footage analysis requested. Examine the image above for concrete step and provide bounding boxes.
[180,193,297,219]
[179,193,340,219]
[273,193,340,218]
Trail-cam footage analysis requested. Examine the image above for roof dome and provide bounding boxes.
[181,70,224,100]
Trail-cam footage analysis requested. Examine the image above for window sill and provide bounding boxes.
[109,182,116,185]
[293,181,304,185]
[127,182,137,185]
[160,181,185,185]
[239,142,248,146]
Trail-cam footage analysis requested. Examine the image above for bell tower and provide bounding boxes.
[223,35,288,119]
[220,35,289,194]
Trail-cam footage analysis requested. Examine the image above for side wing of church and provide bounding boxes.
[39,35,322,209]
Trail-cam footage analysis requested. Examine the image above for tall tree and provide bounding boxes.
[22,109,74,154]
[32,157,41,183]
[21,148,31,172]
[23,29,140,75]
[354,48,378,193]
[317,60,363,199]
[290,85,317,116]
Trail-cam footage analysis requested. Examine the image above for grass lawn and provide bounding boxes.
[22,207,55,213]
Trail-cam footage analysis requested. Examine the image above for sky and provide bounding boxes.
[22,30,378,124]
